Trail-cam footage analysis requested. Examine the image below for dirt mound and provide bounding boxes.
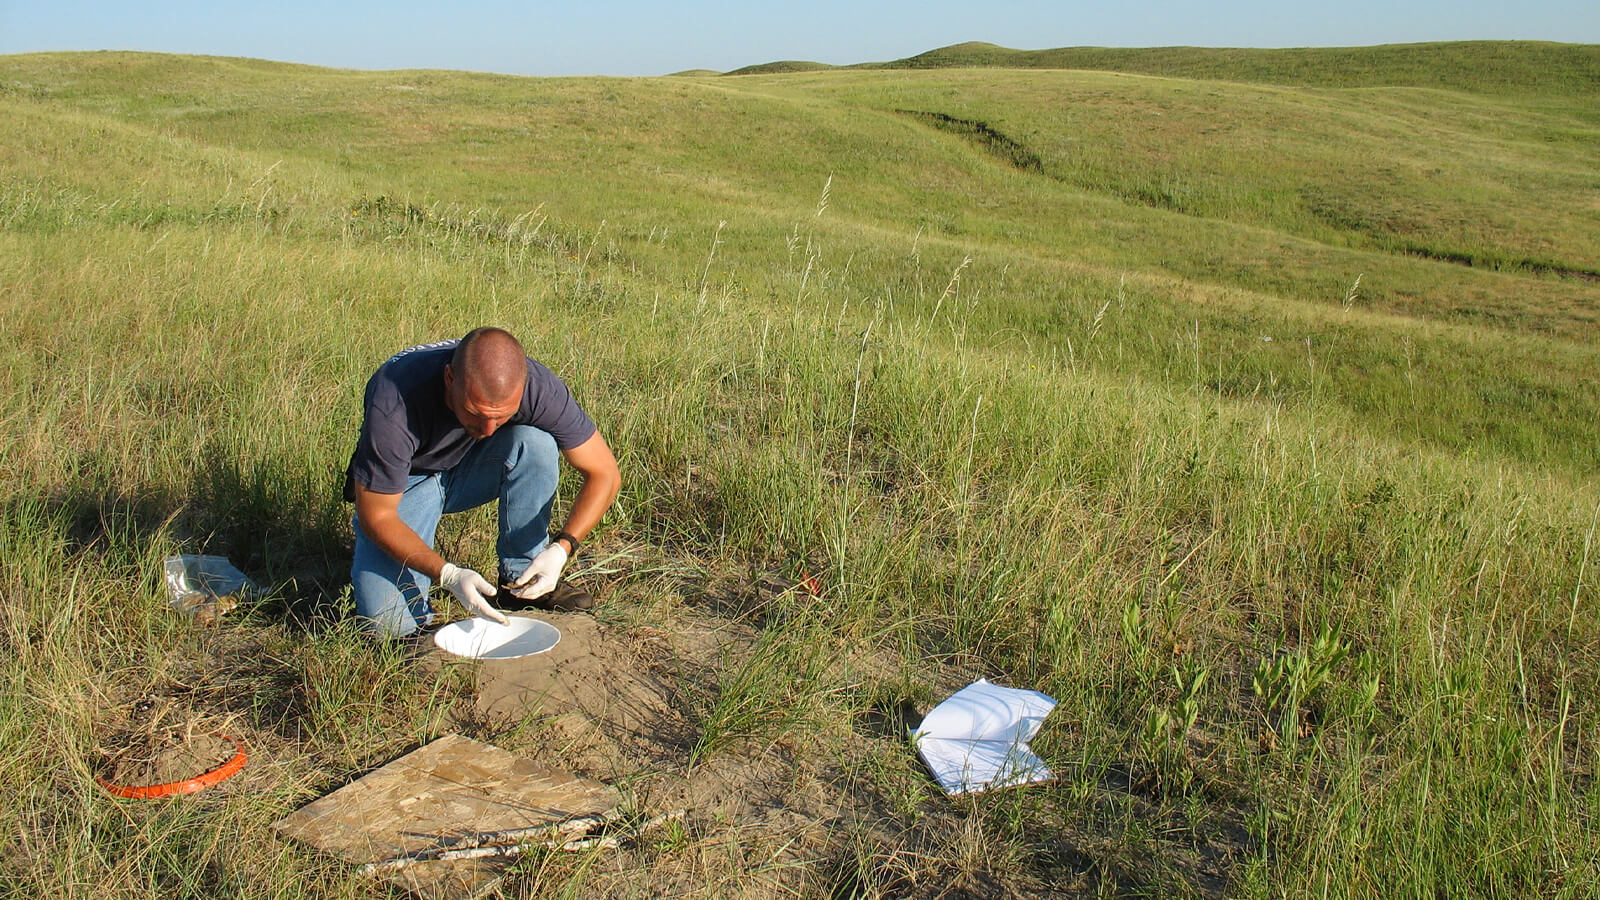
[423,600,959,898]
[94,696,243,792]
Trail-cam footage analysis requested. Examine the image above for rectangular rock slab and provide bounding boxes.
[273,733,620,900]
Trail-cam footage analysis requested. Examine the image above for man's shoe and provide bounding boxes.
[496,580,595,613]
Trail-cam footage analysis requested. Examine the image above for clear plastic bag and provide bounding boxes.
[162,555,255,625]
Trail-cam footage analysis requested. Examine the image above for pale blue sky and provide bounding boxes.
[2,1,1596,77]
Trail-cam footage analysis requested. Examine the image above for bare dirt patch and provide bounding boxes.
[93,695,243,792]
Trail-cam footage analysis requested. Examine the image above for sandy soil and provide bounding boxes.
[422,608,870,896]
[95,698,241,790]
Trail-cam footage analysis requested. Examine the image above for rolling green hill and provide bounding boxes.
[878,40,1600,96]
[2,48,1598,898]
[724,58,833,76]
[731,39,1600,99]
[14,47,1594,468]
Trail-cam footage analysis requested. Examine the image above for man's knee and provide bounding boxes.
[501,425,559,473]
[351,578,430,638]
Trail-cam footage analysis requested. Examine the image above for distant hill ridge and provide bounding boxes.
[726,40,1600,96]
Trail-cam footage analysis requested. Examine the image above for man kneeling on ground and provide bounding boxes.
[343,327,620,637]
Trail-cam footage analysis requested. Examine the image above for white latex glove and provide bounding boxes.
[507,543,568,601]
[437,563,509,625]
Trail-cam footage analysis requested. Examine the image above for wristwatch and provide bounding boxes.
[554,531,581,555]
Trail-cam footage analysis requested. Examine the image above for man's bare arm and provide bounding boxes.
[352,483,446,581]
[554,431,621,550]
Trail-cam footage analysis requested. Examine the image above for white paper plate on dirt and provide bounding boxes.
[433,616,561,660]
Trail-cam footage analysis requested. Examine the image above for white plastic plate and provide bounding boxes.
[433,616,561,660]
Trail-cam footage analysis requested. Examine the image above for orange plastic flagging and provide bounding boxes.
[96,734,248,799]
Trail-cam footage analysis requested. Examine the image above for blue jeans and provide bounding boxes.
[351,425,559,636]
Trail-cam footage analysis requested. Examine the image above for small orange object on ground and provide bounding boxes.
[96,733,248,799]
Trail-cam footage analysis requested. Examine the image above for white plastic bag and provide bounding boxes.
[911,678,1057,794]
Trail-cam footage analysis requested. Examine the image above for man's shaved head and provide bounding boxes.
[451,327,527,402]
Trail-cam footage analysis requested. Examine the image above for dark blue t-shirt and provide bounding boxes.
[344,340,596,499]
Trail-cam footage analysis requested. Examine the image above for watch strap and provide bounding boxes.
[554,531,581,555]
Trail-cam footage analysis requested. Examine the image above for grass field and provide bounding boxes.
[2,42,1598,898]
